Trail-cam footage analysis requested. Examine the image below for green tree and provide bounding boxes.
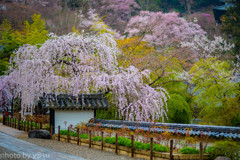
[0,19,19,60]
[166,94,191,124]
[136,0,162,11]
[16,14,49,46]
[189,58,240,125]
[221,0,240,54]
[0,14,49,75]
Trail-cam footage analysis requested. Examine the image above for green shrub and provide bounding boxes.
[60,130,68,135]
[134,141,145,150]
[180,147,199,154]
[58,132,170,153]
[208,141,240,160]
[92,136,101,141]
[118,137,131,147]
[153,144,170,152]
[59,130,77,137]
[102,136,169,152]
[79,134,89,139]
[104,137,116,144]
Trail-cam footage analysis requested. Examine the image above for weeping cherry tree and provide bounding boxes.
[8,33,168,121]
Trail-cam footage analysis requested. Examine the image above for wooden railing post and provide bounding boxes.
[30,121,33,131]
[40,122,42,129]
[23,121,26,131]
[101,131,104,151]
[131,135,134,157]
[18,119,20,130]
[27,121,29,132]
[170,139,173,160]
[67,127,70,143]
[10,118,11,127]
[150,137,153,160]
[58,125,61,141]
[115,133,118,154]
[89,130,91,148]
[15,118,17,128]
[2,114,5,125]
[77,127,79,145]
[200,142,203,160]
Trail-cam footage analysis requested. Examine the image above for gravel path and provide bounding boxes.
[22,138,145,160]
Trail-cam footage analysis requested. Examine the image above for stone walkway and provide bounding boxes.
[0,131,86,160]
[0,123,86,160]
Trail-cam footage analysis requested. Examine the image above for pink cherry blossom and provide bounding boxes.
[6,33,168,121]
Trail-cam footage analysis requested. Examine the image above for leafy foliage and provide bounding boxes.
[221,0,240,54]
[179,147,199,154]
[189,58,240,125]
[207,141,240,159]
[167,94,191,124]
[0,14,49,75]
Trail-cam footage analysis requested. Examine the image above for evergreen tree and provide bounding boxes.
[221,0,240,54]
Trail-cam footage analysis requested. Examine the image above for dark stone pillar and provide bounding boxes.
[50,109,55,134]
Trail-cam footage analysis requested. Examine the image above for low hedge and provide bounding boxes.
[179,147,199,154]
[60,130,169,152]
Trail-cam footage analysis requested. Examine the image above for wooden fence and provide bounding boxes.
[56,126,206,160]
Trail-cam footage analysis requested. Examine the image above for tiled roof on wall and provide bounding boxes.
[41,93,109,110]
[87,119,240,139]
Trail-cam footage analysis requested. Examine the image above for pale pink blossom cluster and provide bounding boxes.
[181,35,235,58]
[125,11,206,46]
[8,33,168,121]
[0,75,15,109]
[99,0,139,22]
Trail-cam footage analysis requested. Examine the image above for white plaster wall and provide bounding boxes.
[55,109,94,133]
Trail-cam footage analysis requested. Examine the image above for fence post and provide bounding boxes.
[200,142,203,160]
[18,119,20,130]
[131,135,134,157]
[58,125,60,141]
[30,121,33,131]
[23,121,26,131]
[101,131,104,151]
[77,127,79,145]
[27,121,29,132]
[15,118,17,128]
[150,137,153,160]
[10,118,11,127]
[67,127,70,143]
[89,130,91,148]
[18,113,21,130]
[40,123,42,129]
[115,133,118,154]
[2,114,5,125]
[170,139,173,160]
